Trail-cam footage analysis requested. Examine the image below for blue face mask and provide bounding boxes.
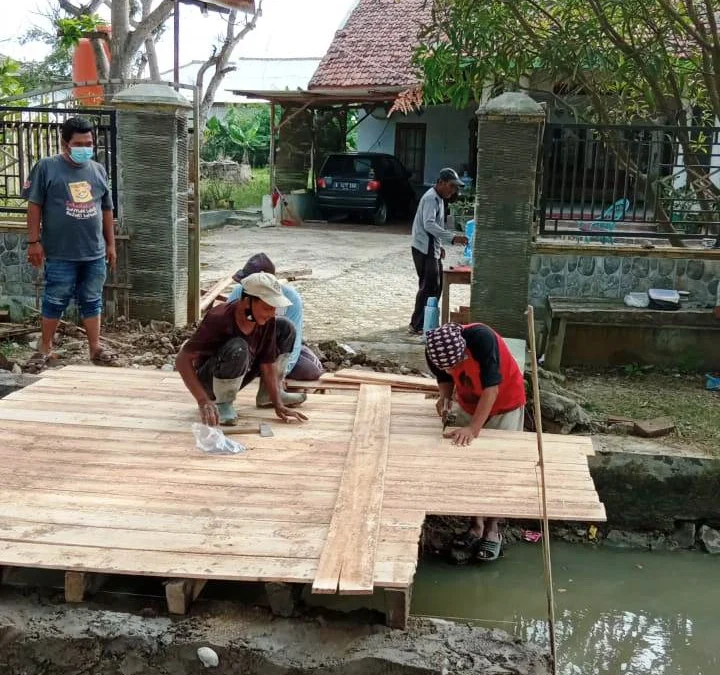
[69,147,94,164]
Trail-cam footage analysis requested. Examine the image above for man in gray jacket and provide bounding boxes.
[409,168,468,334]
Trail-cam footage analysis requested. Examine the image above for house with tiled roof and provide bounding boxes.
[308,0,479,187]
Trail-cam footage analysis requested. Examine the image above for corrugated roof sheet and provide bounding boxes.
[308,0,430,90]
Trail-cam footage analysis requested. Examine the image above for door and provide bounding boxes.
[395,123,426,184]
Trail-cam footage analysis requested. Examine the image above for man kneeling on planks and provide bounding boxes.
[176,272,308,427]
[425,322,527,562]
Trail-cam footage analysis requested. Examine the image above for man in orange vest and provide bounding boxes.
[425,322,527,561]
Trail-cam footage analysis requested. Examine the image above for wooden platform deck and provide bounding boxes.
[0,366,605,618]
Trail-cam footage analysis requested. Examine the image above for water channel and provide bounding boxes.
[412,543,720,675]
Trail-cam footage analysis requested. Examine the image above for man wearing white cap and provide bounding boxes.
[176,271,308,427]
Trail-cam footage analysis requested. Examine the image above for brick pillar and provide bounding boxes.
[471,93,545,338]
[112,83,191,325]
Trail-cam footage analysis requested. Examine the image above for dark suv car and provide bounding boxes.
[315,152,417,225]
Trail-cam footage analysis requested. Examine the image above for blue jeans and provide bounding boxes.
[43,257,107,320]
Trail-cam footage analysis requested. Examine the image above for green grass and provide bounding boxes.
[199,168,270,211]
[565,370,720,454]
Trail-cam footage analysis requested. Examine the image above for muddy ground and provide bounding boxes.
[0,589,549,675]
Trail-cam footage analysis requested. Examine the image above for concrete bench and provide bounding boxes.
[543,296,720,371]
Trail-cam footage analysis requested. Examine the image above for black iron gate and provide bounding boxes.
[0,106,118,216]
[537,122,720,241]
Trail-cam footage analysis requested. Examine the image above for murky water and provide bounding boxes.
[413,543,720,675]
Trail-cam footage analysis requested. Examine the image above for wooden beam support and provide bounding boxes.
[64,571,107,603]
[265,582,303,618]
[0,566,13,585]
[384,587,411,630]
[165,578,207,615]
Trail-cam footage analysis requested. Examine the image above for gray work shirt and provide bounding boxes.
[22,154,113,261]
[410,187,454,259]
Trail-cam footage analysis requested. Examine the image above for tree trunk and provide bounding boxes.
[145,37,161,80]
[110,0,131,80]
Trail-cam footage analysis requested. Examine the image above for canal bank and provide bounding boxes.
[0,588,549,675]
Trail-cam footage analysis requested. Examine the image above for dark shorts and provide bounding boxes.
[42,257,107,320]
[196,316,297,395]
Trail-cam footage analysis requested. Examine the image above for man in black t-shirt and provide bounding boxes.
[426,322,527,562]
[176,272,308,427]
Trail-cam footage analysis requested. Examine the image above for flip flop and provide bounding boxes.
[522,530,543,543]
[90,347,120,367]
[453,529,484,553]
[25,352,53,374]
[475,535,503,562]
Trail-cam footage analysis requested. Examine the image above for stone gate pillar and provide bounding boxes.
[113,83,191,325]
[471,92,545,338]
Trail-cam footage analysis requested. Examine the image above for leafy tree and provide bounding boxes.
[0,57,24,99]
[416,0,720,240]
[203,105,272,167]
[18,0,261,127]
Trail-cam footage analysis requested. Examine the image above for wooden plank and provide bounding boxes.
[322,371,438,392]
[339,384,392,595]
[0,520,328,559]
[165,579,207,615]
[0,474,339,507]
[0,488,335,525]
[0,536,416,588]
[325,370,437,389]
[312,384,391,595]
[0,540,320,583]
[0,462,341,494]
[200,274,235,313]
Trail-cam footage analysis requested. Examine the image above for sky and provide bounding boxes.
[0,0,357,69]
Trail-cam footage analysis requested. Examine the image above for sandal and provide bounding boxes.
[475,535,503,562]
[90,347,120,367]
[453,529,484,553]
[25,352,52,374]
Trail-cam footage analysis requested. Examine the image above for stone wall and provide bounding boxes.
[0,230,37,313]
[529,252,720,309]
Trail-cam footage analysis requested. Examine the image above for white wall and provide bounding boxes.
[357,104,476,184]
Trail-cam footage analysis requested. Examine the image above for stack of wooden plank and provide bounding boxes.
[288,369,438,394]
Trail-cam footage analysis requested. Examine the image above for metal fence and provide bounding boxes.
[0,106,118,216]
[537,123,720,242]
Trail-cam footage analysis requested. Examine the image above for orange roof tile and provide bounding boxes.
[308,0,431,90]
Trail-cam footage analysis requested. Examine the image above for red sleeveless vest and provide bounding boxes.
[451,323,526,416]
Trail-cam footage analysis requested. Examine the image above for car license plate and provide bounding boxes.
[337,181,358,190]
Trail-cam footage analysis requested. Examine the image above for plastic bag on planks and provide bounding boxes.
[192,423,247,455]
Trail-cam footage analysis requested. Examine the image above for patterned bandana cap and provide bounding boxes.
[426,323,466,369]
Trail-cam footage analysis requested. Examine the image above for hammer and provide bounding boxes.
[223,422,274,437]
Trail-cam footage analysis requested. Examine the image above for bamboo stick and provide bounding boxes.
[527,304,558,675]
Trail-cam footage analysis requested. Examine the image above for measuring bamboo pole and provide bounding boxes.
[526,304,558,674]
